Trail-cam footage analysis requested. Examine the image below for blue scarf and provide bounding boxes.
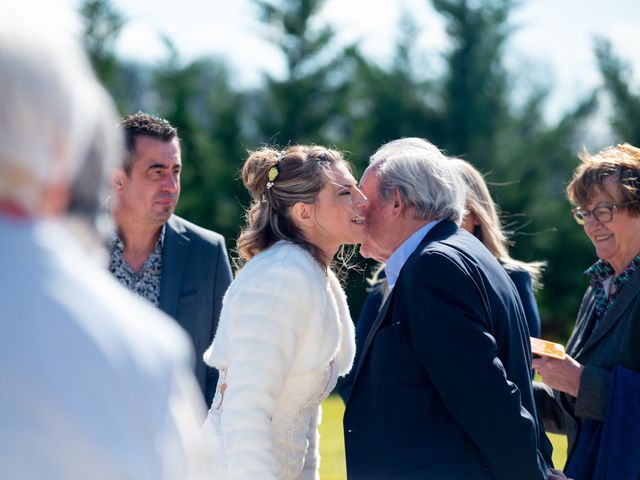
[585,253,640,323]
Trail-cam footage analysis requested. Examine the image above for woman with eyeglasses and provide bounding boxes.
[534,143,640,479]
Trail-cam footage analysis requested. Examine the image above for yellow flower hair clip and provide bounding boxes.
[266,165,279,189]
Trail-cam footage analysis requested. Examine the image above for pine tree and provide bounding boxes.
[594,37,640,145]
[251,0,354,146]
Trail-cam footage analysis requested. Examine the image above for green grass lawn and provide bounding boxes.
[319,394,568,479]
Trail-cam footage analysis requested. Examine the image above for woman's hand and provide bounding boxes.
[533,354,584,397]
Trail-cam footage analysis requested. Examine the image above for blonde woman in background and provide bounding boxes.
[453,157,546,338]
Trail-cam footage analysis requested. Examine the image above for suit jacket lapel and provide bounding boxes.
[348,289,395,388]
[580,270,640,355]
[159,216,190,319]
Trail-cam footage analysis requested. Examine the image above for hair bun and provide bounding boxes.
[242,147,281,199]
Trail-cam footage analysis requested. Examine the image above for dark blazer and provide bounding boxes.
[338,269,387,402]
[159,215,232,406]
[506,267,541,338]
[535,265,640,469]
[339,267,541,402]
[343,220,547,480]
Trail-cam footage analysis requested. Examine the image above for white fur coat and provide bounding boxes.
[202,241,355,480]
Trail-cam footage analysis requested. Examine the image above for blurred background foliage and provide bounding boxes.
[81,0,640,341]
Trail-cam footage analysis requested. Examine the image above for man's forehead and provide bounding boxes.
[359,166,379,187]
[134,137,181,163]
[134,134,179,150]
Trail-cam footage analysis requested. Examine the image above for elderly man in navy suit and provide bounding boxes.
[343,138,556,479]
[110,112,232,406]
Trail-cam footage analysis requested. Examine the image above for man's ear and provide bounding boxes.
[111,169,126,193]
[291,201,314,227]
[391,188,404,217]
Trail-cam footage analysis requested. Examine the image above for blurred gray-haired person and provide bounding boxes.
[0,2,211,478]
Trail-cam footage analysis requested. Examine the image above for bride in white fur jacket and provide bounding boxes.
[202,145,368,480]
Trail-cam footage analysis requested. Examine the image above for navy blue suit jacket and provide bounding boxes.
[339,267,541,402]
[506,267,541,338]
[343,221,547,479]
[159,215,232,406]
[338,269,387,402]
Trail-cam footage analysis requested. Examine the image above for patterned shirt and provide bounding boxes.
[109,226,165,307]
[585,253,640,324]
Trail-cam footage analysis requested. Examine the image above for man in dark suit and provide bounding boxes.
[110,112,232,406]
[343,138,552,479]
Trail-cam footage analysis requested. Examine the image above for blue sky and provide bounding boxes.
[74,0,640,125]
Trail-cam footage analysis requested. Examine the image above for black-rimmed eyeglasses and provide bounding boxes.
[571,200,638,225]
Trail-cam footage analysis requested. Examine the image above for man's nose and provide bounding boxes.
[355,190,369,210]
[162,173,179,192]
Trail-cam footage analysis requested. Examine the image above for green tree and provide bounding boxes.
[251,0,355,145]
[594,37,640,145]
[433,0,513,171]
[80,0,123,81]
[152,44,248,245]
[344,11,444,172]
[79,0,132,112]
[507,95,598,338]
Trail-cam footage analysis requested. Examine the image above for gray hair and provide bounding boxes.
[369,138,467,225]
[0,1,121,217]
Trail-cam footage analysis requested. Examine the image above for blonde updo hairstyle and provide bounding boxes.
[237,145,346,267]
